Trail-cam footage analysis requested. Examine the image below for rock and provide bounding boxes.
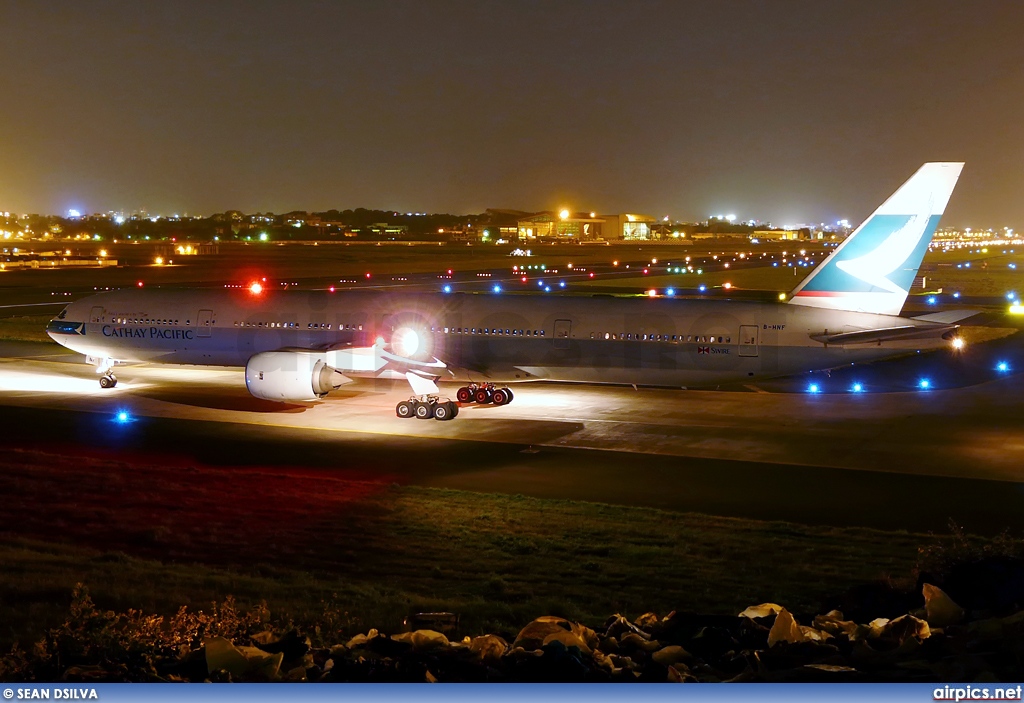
[468,634,507,663]
[739,603,785,619]
[923,583,965,628]
[205,637,284,680]
[652,645,691,667]
[391,629,450,652]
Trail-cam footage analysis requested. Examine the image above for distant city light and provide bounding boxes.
[68,209,81,218]
[113,215,125,224]
[259,232,268,241]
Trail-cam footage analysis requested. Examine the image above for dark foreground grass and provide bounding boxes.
[0,449,940,649]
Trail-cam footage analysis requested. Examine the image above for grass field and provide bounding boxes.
[0,314,53,342]
[0,448,940,649]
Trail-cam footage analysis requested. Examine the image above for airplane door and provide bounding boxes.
[738,325,758,357]
[196,309,213,338]
[89,306,104,324]
[553,319,571,350]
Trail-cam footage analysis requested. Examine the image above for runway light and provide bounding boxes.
[851,383,863,393]
[918,378,931,390]
[136,281,144,287]
[589,272,594,278]
[521,276,527,282]
[997,361,1010,372]
[723,282,732,289]
[249,282,263,295]
[1011,304,1024,315]
[647,289,657,297]
[329,286,335,292]
[807,383,820,394]
[442,285,452,293]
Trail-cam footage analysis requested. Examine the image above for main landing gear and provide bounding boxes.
[456,382,514,406]
[396,395,459,422]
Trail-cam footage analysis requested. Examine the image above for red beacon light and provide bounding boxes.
[249,282,264,295]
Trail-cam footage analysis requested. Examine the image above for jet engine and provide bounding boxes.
[244,351,350,402]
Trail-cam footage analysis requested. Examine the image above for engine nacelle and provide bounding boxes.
[245,351,349,402]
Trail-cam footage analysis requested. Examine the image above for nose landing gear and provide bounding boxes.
[457,383,514,406]
[99,373,118,389]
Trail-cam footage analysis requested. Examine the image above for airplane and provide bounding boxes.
[46,162,969,420]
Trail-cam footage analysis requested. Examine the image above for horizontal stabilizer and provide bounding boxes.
[911,309,982,324]
[810,324,956,346]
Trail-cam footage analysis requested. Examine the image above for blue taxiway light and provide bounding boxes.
[807,383,820,394]
[559,281,566,288]
[492,284,502,293]
[666,288,675,296]
[953,292,960,299]
[698,285,707,292]
[1008,292,1018,301]
[927,296,937,305]
[997,361,1010,372]
[114,411,131,424]
[544,286,551,292]
[442,285,452,293]
[918,379,931,390]
[851,383,864,393]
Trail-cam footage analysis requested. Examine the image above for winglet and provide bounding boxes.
[789,162,964,316]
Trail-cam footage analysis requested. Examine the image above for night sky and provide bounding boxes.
[2,1,1022,225]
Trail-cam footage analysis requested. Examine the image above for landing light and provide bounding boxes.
[393,327,420,357]
[951,337,965,350]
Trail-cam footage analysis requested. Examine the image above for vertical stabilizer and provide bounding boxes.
[789,162,963,315]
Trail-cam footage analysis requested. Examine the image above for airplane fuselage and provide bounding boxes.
[47,288,951,387]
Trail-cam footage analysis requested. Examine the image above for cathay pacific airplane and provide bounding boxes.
[47,162,968,421]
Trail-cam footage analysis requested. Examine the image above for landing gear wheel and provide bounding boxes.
[433,401,457,421]
[491,388,510,406]
[456,387,473,403]
[99,374,117,389]
[474,388,492,404]
[505,389,514,404]
[414,401,435,420]
[396,401,414,419]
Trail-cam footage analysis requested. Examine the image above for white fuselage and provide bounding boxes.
[46,288,953,387]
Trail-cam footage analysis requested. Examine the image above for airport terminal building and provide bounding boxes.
[516,212,658,242]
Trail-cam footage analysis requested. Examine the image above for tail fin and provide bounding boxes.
[788,162,964,316]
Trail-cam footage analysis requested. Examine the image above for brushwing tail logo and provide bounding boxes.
[833,200,933,296]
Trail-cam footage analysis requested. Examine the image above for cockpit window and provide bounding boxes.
[57,307,68,320]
